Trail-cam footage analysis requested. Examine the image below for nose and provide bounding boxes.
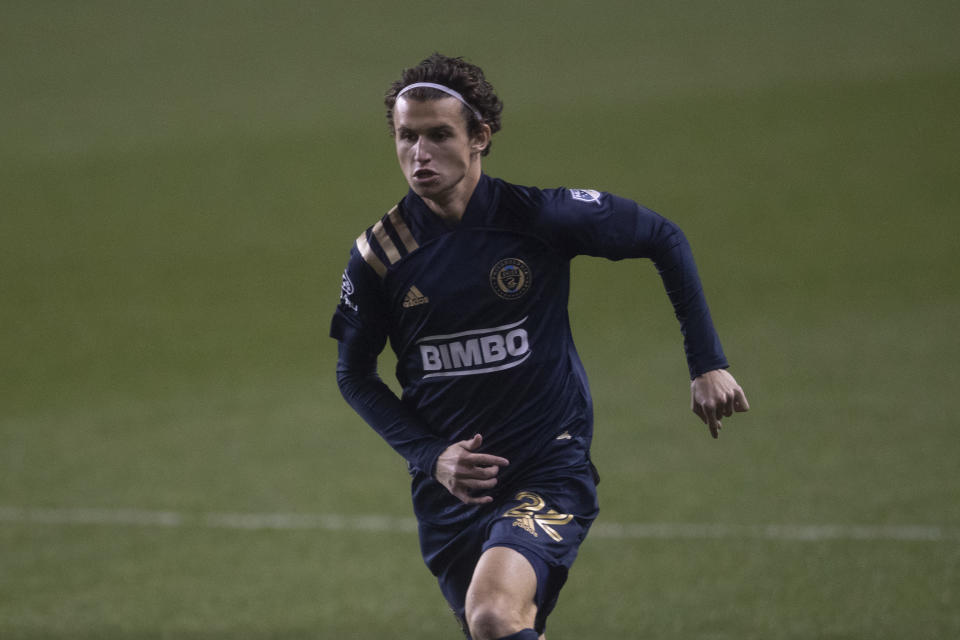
[413,138,430,163]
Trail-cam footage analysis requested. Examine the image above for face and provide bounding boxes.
[393,96,489,207]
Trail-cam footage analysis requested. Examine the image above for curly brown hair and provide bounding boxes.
[385,53,503,156]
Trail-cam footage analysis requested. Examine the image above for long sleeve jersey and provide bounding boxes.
[330,174,728,525]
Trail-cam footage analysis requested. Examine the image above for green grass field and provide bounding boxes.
[2,1,959,637]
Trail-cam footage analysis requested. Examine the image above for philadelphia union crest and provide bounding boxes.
[490,258,532,300]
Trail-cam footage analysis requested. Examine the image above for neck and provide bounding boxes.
[421,165,482,224]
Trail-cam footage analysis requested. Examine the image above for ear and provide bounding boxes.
[471,122,492,154]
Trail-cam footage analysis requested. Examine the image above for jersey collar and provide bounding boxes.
[403,173,496,232]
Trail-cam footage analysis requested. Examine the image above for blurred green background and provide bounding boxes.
[2,1,958,637]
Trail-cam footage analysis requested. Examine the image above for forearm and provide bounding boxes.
[651,222,728,378]
[336,342,447,476]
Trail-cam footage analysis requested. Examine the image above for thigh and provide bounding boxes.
[465,546,539,632]
[419,462,598,635]
[480,486,596,633]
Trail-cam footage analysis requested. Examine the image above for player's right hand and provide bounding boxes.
[434,434,509,505]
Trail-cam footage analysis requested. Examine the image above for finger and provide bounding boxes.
[453,481,498,504]
[456,464,501,480]
[708,414,721,439]
[723,391,736,417]
[460,477,499,491]
[733,388,750,412]
[450,480,497,498]
[458,493,494,505]
[461,433,484,451]
[464,453,510,468]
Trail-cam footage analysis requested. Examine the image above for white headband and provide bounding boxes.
[396,82,482,121]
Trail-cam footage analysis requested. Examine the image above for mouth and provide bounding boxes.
[412,169,439,183]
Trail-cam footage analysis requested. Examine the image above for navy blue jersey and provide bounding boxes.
[331,174,727,525]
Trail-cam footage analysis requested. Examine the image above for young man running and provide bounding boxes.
[331,53,749,640]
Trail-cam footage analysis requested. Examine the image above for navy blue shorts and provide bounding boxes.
[417,455,599,637]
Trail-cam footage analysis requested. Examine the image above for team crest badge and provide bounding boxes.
[490,258,532,300]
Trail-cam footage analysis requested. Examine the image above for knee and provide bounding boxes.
[466,599,527,640]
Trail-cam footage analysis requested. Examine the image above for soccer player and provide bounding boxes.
[331,53,749,640]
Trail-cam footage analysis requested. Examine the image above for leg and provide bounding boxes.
[465,546,539,640]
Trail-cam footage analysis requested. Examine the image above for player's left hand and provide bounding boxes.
[690,369,749,438]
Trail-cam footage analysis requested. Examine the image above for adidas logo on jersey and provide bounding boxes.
[402,285,429,308]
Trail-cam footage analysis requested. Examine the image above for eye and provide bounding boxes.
[398,130,417,142]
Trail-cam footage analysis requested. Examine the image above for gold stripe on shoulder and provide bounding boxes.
[356,231,387,278]
[372,219,401,264]
[387,206,419,253]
